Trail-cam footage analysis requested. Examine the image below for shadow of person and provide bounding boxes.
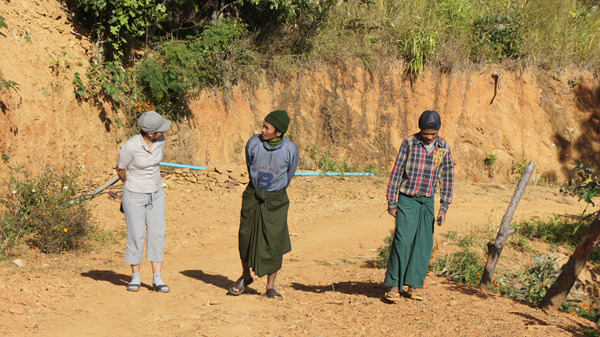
[290,281,384,300]
[80,270,153,291]
[438,279,497,300]
[180,269,260,295]
[510,311,589,335]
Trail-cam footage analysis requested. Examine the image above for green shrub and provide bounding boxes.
[136,17,253,121]
[562,163,600,206]
[374,229,394,269]
[509,157,528,178]
[430,246,485,285]
[0,69,19,92]
[397,27,438,78]
[71,0,167,63]
[73,72,88,99]
[86,61,133,104]
[0,165,94,256]
[472,12,524,62]
[0,15,7,37]
[484,153,498,178]
[490,254,560,305]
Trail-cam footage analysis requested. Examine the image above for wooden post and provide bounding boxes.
[480,161,536,288]
[540,210,600,310]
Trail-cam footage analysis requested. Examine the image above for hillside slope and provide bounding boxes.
[1,0,600,184]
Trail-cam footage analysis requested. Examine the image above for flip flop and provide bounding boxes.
[408,291,424,301]
[384,291,402,302]
[229,276,254,295]
[263,288,284,300]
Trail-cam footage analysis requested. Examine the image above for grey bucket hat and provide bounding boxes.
[137,111,171,133]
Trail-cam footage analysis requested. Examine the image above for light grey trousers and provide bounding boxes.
[122,187,166,265]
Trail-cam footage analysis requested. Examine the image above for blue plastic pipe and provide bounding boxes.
[88,162,374,199]
[160,162,207,170]
[294,172,375,176]
[92,176,120,196]
[158,162,374,176]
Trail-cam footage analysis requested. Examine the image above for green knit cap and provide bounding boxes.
[264,109,290,134]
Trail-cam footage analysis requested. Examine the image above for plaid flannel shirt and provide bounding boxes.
[386,133,454,213]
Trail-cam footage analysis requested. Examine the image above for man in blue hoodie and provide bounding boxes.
[229,110,299,300]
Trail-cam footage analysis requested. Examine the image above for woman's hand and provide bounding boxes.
[116,167,127,182]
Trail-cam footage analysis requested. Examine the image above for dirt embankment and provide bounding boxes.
[1,0,600,185]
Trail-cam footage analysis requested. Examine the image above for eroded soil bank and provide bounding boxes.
[1,0,599,185]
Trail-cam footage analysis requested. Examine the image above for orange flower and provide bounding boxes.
[64,228,68,233]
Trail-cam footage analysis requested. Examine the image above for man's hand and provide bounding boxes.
[388,208,397,217]
[436,210,446,226]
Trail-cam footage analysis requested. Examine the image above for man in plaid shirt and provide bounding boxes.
[384,110,454,302]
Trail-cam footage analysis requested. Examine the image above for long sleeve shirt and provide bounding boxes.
[245,135,299,192]
[386,133,454,213]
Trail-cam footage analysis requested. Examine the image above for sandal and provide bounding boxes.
[408,291,424,301]
[384,291,402,302]
[153,283,170,293]
[263,288,284,300]
[127,283,141,292]
[229,276,254,295]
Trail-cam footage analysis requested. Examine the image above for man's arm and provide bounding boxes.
[437,146,454,225]
[386,139,410,217]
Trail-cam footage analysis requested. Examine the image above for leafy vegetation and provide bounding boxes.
[69,0,167,63]
[73,72,88,99]
[0,17,19,91]
[64,0,600,126]
[136,18,253,120]
[431,246,485,285]
[299,147,379,174]
[484,153,498,178]
[489,253,560,304]
[0,165,94,257]
[0,15,7,37]
[0,77,19,92]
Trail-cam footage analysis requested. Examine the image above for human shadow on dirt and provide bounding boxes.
[438,279,501,300]
[80,270,154,291]
[180,269,260,295]
[511,311,590,336]
[290,281,385,300]
[439,278,541,310]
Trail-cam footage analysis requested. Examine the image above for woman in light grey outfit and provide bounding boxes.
[116,111,171,293]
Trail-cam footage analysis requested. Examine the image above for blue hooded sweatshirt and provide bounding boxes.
[245,135,299,192]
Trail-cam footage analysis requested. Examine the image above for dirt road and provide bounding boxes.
[0,176,596,336]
